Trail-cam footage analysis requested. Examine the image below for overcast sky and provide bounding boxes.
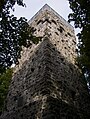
[12,0,80,36]
[12,0,71,21]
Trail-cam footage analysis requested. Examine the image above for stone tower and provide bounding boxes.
[0,4,90,119]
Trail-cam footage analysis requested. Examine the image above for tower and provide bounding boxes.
[0,4,90,119]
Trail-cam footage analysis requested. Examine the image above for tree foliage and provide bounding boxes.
[0,68,13,114]
[68,0,90,82]
[0,0,40,74]
[0,0,42,114]
[0,0,25,12]
[0,0,42,115]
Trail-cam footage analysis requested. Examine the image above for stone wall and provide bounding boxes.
[28,4,73,30]
[1,38,90,119]
[28,4,77,65]
[16,4,77,73]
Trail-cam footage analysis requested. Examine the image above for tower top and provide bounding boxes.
[28,4,73,30]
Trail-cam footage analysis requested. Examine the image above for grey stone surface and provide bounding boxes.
[0,4,90,119]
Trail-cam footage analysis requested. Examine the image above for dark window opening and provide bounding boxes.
[13,96,17,101]
[63,61,66,65]
[70,66,73,71]
[57,26,65,33]
[20,114,23,118]
[37,20,43,25]
[66,40,68,42]
[60,29,63,33]
[57,28,62,33]
[67,32,72,37]
[58,51,60,54]
[42,19,51,24]
[31,27,36,32]
[31,68,35,72]
[55,32,59,35]
[32,58,34,62]
[49,33,52,36]
[65,34,67,37]
[52,20,57,25]
[52,47,55,51]
[61,58,64,62]
[62,40,64,42]
[76,49,78,53]
[8,93,11,96]
[60,26,64,31]
[73,40,76,44]
[46,44,51,47]
[38,66,41,69]
[64,81,67,84]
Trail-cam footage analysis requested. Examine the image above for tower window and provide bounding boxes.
[61,40,64,42]
[61,58,64,62]
[55,32,59,35]
[57,26,65,33]
[37,20,42,25]
[52,47,55,51]
[73,40,76,44]
[31,27,36,32]
[42,19,51,24]
[52,20,57,25]
[60,26,64,31]
[60,28,63,33]
[65,34,67,37]
[38,66,41,69]
[31,68,35,72]
[67,32,72,37]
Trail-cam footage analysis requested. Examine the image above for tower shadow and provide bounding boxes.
[0,37,90,119]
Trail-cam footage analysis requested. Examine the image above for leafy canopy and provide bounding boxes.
[0,68,13,115]
[68,0,90,82]
[0,0,40,74]
[0,0,42,114]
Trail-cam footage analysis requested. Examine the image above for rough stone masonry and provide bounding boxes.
[0,4,90,119]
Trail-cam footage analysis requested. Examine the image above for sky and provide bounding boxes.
[11,0,80,36]
[12,0,72,21]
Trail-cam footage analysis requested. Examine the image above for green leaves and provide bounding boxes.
[0,13,27,73]
[68,0,90,28]
[68,0,90,84]
[0,68,13,114]
[0,0,41,115]
[0,0,41,74]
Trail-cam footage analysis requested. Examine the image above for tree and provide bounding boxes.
[0,0,25,12]
[0,0,40,74]
[0,68,13,115]
[0,1,42,114]
[68,0,90,83]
